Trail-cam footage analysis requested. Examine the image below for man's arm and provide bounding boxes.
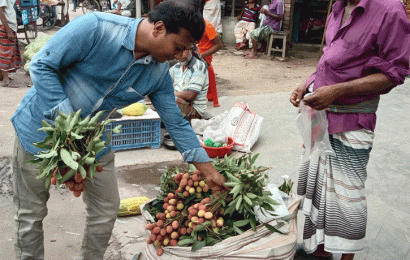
[175,90,198,102]
[261,7,283,20]
[199,36,223,60]
[302,73,393,110]
[149,75,226,194]
[237,5,245,20]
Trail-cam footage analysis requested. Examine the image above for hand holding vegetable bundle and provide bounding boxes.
[30,110,121,197]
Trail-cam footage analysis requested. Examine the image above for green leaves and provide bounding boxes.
[32,109,122,189]
[234,219,249,227]
[147,153,288,253]
[60,148,79,170]
[263,223,286,235]
[191,241,207,251]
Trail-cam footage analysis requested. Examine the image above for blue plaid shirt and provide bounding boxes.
[11,12,210,162]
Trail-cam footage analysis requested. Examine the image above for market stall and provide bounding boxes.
[15,0,39,44]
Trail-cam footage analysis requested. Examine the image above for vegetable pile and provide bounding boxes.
[145,154,287,256]
[30,110,121,197]
[23,35,53,73]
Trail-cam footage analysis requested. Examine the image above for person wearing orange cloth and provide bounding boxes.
[197,19,222,107]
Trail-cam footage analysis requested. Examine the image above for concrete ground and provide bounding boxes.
[0,7,409,260]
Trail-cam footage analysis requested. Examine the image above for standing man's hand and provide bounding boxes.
[290,84,307,107]
[302,85,341,110]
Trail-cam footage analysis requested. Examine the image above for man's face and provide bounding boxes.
[151,23,195,62]
[174,50,190,63]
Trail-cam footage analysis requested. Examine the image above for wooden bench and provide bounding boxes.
[266,31,289,59]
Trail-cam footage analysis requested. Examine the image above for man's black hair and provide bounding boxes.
[148,0,205,41]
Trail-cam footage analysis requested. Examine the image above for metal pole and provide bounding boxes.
[231,0,235,17]
[150,0,154,10]
[136,0,141,18]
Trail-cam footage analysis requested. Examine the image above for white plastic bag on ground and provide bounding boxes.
[219,102,263,153]
[191,103,263,153]
[140,194,301,260]
[203,126,228,144]
[191,111,228,135]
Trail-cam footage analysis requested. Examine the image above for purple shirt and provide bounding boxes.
[306,0,410,135]
[262,0,283,31]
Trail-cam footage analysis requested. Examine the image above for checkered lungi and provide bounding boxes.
[249,25,274,42]
[0,26,22,72]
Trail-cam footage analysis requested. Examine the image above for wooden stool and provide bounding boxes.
[267,31,289,59]
[207,64,220,107]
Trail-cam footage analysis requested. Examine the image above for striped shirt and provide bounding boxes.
[242,1,262,23]
[170,56,209,116]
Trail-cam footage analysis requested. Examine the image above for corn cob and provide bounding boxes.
[118,196,150,217]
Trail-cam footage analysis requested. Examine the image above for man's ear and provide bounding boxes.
[152,21,167,37]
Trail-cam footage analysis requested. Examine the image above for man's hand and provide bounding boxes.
[202,171,226,195]
[302,85,340,110]
[6,28,14,40]
[290,84,307,107]
[260,8,267,15]
[192,162,227,196]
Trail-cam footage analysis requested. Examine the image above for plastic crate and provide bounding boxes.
[20,0,37,7]
[106,118,161,151]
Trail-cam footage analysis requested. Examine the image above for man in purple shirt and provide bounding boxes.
[244,0,283,59]
[290,0,410,259]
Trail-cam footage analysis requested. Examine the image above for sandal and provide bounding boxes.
[163,133,177,150]
[244,53,259,59]
[294,244,333,260]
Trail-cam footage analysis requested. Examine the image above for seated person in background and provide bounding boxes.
[234,0,261,50]
[170,48,209,121]
[107,0,132,16]
[245,0,283,59]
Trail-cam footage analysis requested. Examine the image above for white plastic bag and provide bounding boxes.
[203,126,228,144]
[191,111,228,135]
[218,102,263,153]
[295,102,335,162]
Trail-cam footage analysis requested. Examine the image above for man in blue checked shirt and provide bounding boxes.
[10,0,226,258]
